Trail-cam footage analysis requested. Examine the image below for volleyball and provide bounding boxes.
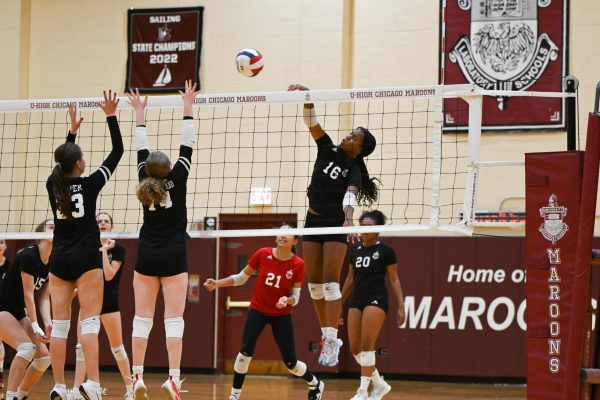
[235,48,264,77]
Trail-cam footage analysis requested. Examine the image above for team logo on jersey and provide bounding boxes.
[341,169,348,178]
[539,193,568,245]
[286,269,293,279]
[267,255,272,260]
[371,300,379,305]
[448,0,559,110]
[372,251,380,260]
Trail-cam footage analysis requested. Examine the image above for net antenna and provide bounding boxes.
[0,84,575,240]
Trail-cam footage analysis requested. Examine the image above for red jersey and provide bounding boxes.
[248,247,305,316]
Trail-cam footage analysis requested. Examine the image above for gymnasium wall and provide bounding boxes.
[1,1,600,230]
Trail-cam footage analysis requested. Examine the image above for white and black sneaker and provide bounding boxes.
[308,378,325,400]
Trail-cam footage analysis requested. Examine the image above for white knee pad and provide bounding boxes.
[323,282,342,301]
[51,319,71,339]
[111,344,128,362]
[31,356,51,372]
[75,343,85,362]
[81,316,101,335]
[15,342,36,363]
[308,283,325,300]
[233,352,252,374]
[287,360,307,377]
[359,351,376,367]
[132,315,154,339]
[353,353,361,365]
[164,317,185,338]
[0,342,4,359]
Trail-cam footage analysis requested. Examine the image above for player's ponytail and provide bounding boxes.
[52,142,82,219]
[354,127,380,207]
[136,150,170,207]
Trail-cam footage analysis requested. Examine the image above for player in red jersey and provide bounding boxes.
[204,226,324,400]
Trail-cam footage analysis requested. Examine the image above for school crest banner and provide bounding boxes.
[126,7,203,94]
[441,0,567,131]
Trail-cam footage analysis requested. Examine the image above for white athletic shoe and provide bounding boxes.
[79,381,103,400]
[50,385,69,400]
[132,375,147,400]
[307,378,324,400]
[67,388,84,400]
[351,388,369,400]
[320,337,341,367]
[369,379,391,400]
[124,389,134,400]
[161,376,182,400]
[228,396,239,400]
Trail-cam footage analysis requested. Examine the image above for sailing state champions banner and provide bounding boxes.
[126,7,203,94]
[440,0,567,131]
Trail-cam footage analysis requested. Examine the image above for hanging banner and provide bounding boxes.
[125,7,203,94]
[440,0,568,131]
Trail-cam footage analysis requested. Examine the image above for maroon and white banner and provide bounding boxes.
[126,7,203,94]
[441,0,568,130]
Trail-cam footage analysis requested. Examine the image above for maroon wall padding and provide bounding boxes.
[564,113,600,399]
[525,151,584,400]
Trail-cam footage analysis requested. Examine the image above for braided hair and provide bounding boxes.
[355,127,380,207]
[52,142,82,218]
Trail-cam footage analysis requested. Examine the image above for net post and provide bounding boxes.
[563,76,579,151]
[459,93,483,226]
[594,81,600,116]
[428,86,444,227]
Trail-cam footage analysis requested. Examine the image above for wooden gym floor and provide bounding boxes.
[18,371,525,399]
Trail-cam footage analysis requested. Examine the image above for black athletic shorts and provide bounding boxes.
[101,293,119,315]
[350,293,388,313]
[135,240,187,277]
[49,245,103,281]
[303,211,346,244]
[0,298,26,321]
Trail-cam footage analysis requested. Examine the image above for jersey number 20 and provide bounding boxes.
[355,256,371,268]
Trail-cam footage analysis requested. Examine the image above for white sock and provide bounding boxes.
[326,327,338,340]
[360,376,371,391]
[371,369,383,385]
[132,365,144,377]
[6,391,17,398]
[54,384,67,390]
[231,387,242,398]
[17,388,29,398]
[320,327,328,338]
[126,384,133,392]
[169,368,181,381]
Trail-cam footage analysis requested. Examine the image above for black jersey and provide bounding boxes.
[307,133,362,217]
[137,125,192,247]
[0,257,10,288]
[102,242,126,307]
[47,116,124,252]
[350,241,397,299]
[0,245,49,309]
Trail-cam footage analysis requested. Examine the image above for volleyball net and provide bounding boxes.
[0,84,574,239]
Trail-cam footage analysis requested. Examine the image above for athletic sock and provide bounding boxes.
[360,376,371,391]
[168,368,181,382]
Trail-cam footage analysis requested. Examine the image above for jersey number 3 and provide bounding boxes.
[57,193,84,219]
[265,272,281,288]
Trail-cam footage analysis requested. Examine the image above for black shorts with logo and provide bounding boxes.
[303,211,346,244]
[350,293,388,313]
[49,244,103,282]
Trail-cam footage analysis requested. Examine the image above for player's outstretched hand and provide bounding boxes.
[68,105,84,135]
[126,88,148,112]
[99,90,119,116]
[287,83,309,91]
[179,79,200,105]
[204,278,218,291]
